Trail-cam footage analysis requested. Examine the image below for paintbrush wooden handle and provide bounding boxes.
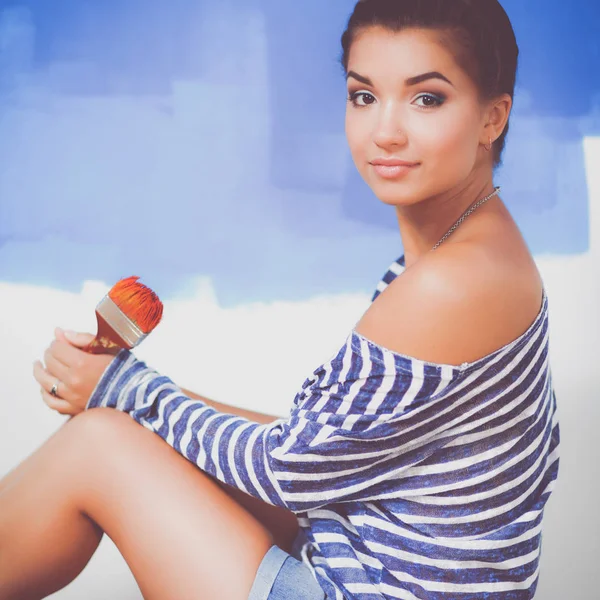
[83,312,130,355]
[84,336,122,355]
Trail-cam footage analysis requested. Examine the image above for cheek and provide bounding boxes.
[417,116,468,154]
[437,107,477,155]
[345,113,368,164]
[345,112,361,145]
[419,107,480,166]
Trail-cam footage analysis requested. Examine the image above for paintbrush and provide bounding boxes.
[84,276,163,355]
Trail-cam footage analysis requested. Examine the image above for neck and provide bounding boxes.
[395,179,498,269]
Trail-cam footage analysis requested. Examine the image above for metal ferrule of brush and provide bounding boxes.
[96,295,148,348]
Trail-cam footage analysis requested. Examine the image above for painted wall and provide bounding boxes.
[1,1,598,598]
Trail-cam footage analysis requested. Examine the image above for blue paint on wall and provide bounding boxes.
[0,0,597,305]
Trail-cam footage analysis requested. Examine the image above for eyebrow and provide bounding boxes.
[346,70,454,87]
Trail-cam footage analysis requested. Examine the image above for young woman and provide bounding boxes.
[4,0,560,598]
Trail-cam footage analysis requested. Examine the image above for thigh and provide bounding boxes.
[210,477,300,554]
[69,408,274,600]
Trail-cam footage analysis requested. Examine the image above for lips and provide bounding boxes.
[370,158,419,167]
[370,159,419,180]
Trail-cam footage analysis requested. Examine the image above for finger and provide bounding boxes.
[61,329,96,349]
[39,387,79,416]
[33,360,75,403]
[47,339,86,369]
[57,327,119,358]
[42,350,70,385]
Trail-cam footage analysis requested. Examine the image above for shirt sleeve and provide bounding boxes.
[85,332,464,514]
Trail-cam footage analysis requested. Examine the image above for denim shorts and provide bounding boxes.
[247,529,326,600]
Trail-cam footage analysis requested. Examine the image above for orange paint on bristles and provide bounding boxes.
[108,276,163,334]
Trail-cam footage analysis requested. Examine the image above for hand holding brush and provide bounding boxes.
[33,275,164,416]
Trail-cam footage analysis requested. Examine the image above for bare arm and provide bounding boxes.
[178,387,281,425]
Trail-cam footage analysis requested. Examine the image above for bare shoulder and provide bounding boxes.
[353,243,545,367]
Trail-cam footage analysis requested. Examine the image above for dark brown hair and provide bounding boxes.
[340,0,519,168]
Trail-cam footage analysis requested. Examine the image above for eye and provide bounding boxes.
[413,93,446,109]
[347,91,376,108]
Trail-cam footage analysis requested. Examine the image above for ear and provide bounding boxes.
[481,93,512,146]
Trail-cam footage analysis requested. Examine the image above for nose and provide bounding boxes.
[372,102,408,149]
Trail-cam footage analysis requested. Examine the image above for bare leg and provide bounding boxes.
[0,420,105,600]
[0,419,299,554]
[0,418,74,494]
[209,477,299,554]
[0,408,279,600]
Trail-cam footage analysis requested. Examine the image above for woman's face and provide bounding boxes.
[345,27,488,207]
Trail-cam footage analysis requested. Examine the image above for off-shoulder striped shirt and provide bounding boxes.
[87,253,560,600]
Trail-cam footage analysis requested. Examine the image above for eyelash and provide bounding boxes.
[347,91,446,110]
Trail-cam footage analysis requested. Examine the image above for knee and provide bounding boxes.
[59,409,144,494]
[63,408,137,452]
[69,407,131,428]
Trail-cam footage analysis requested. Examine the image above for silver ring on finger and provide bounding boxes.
[50,379,60,397]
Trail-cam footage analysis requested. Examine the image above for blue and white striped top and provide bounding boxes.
[87,254,560,600]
